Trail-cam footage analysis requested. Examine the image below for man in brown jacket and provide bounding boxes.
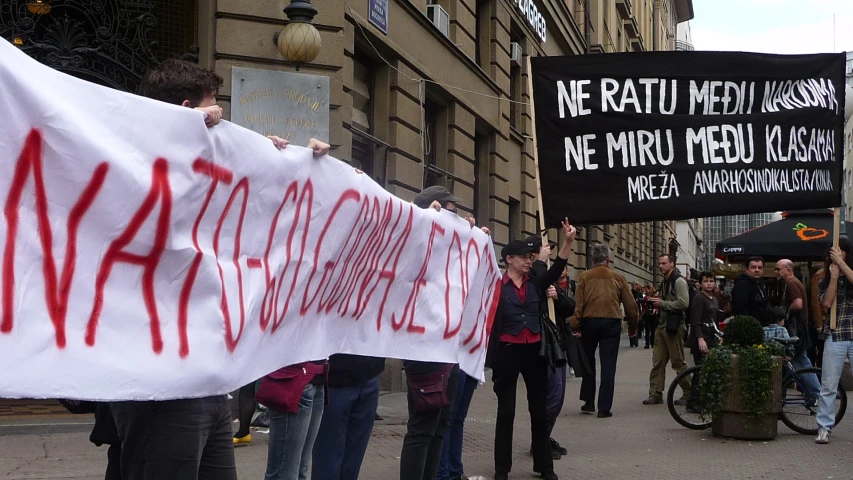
[569,243,638,418]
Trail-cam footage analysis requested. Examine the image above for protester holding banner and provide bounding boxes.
[108,58,331,480]
[486,218,576,480]
[644,254,691,406]
[569,243,638,418]
[312,354,385,480]
[816,239,853,444]
[399,185,464,480]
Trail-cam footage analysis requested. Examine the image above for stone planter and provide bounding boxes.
[711,355,784,441]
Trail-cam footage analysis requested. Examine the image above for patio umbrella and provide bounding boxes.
[715,209,851,262]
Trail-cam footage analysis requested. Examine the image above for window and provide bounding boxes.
[423,100,450,189]
[509,197,522,241]
[474,133,490,225]
[475,0,490,69]
[509,26,523,130]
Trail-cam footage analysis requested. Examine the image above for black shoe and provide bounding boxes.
[686,404,702,414]
[581,401,595,413]
[597,410,613,418]
[644,344,650,349]
[551,449,561,460]
[494,473,509,480]
[541,472,559,480]
[550,438,568,455]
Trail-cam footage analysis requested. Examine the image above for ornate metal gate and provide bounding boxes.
[0,0,198,92]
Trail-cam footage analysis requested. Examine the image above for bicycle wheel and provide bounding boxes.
[667,365,710,430]
[780,367,847,435]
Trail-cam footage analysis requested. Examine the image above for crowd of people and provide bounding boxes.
[60,57,852,480]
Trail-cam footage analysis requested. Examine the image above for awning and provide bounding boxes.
[715,209,849,262]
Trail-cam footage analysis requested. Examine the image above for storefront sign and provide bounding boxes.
[530,52,846,227]
[369,0,389,34]
[231,67,330,147]
[514,0,546,43]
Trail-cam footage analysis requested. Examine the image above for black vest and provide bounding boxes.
[500,281,541,336]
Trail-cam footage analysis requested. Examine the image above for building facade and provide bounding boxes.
[675,218,703,277]
[846,51,853,89]
[701,213,774,270]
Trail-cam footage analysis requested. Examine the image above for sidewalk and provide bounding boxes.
[2,336,852,479]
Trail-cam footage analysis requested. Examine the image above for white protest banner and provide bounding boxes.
[0,38,501,401]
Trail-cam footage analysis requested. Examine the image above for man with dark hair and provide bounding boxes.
[643,254,691,405]
[569,243,638,418]
[487,219,576,480]
[109,58,330,480]
[731,256,769,325]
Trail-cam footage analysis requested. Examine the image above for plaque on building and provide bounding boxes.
[368,0,389,34]
[230,67,330,147]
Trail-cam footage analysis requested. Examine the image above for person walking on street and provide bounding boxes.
[629,283,644,347]
[815,239,853,444]
[641,286,658,349]
[486,218,576,480]
[643,254,690,406]
[569,243,638,418]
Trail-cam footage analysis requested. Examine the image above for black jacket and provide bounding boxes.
[328,354,385,388]
[485,256,568,369]
[731,273,769,325]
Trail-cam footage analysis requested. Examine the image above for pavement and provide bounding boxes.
[2,335,853,479]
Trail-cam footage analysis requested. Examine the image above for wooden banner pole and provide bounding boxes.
[831,207,840,330]
[525,55,556,323]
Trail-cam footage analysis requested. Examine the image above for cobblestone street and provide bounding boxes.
[3,337,852,479]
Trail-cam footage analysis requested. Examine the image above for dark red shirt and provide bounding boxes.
[499,274,542,344]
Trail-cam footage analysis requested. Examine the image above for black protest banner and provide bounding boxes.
[530,52,846,228]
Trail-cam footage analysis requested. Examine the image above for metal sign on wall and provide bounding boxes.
[230,67,330,146]
[368,0,389,34]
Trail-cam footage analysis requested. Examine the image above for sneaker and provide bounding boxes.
[581,401,595,413]
[816,429,830,444]
[674,397,688,406]
[550,438,568,455]
[642,396,663,405]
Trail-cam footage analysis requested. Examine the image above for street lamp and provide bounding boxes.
[273,0,322,68]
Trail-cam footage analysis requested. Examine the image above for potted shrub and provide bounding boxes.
[698,316,784,440]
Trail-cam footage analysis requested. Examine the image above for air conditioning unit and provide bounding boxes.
[510,42,522,67]
[427,4,449,38]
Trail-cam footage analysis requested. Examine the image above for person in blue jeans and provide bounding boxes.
[263,361,326,480]
[437,373,479,480]
[312,354,385,480]
[815,241,853,444]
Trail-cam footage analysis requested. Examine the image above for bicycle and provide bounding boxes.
[667,336,847,434]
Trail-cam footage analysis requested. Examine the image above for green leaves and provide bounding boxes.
[699,346,733,420]
[724,316,765,348]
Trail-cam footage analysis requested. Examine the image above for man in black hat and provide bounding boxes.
[486,219,576,480]
[399,185,487,480]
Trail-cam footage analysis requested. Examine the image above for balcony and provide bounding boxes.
[629,37,645,52]
[616,0,633,19]
[623,18,639,38]
[676,40,695,51]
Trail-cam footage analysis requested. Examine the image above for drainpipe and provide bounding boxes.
[652,0,660,51]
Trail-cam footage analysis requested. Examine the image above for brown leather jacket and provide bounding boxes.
[569,264,638,333]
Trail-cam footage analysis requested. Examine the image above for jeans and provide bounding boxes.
[492,342,551,475]
[579,318,622,413]
[400,365,459,480]
[649,323,690,398]
[437,372,479,480]
[312,377,380,480]
[109,396,236,480]
[790,351,821,396]
[265,384,325,480]
[817,336,853,432]
[545,365,567,435]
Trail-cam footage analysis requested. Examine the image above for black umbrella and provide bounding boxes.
[715,210,849,261]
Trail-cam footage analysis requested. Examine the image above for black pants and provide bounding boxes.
[400,364,459,480]
[110,396,236,480]
[643,316,658,346]
[688,349,704,408]
[492,342,552,475]
[579,318,622,413]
